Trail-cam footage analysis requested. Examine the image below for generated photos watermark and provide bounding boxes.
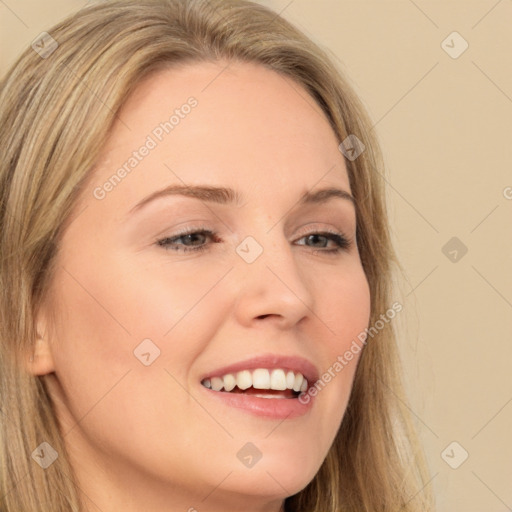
[298,301,403,404]
[93,97,198,200]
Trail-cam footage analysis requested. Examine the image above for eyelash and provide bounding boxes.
[156,226,352,255]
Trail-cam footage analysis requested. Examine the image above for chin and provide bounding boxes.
[204,452,321,502]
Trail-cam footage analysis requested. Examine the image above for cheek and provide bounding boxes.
[47,268,140,436]
[311,262,370,420]
[47,252,229,424]
[318,261,371,355]
[46,265,220,481]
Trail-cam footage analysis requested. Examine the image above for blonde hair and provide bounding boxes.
[0,1,434,510]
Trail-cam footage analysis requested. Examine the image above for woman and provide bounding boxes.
[0,0,434,511]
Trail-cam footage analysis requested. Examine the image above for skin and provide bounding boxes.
[31,61,371,512]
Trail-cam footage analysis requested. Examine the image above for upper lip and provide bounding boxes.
[200,353,319,387]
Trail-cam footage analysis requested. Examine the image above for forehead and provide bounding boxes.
[84,60,351,214]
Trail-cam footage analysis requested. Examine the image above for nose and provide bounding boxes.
[232,233,316,330]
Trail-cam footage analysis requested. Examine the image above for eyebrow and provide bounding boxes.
[128,184,356,214]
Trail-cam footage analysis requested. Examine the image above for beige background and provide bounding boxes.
[1,1,511,510]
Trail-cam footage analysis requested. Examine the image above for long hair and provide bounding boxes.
[0,1,434,510]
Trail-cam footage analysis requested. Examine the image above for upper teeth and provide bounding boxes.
[202,368,308,393]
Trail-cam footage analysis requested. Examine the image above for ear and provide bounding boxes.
[26,310,56,376]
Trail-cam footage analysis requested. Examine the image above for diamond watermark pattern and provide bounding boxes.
[237,442,262,468]
[441,441,469,469]
[441,31,468,59]
[31,442,58,469]
[442,237,468,263]
[134,338,161,366]
[31,32,59,59]
[338,134,365,161]
[236,236,263,264]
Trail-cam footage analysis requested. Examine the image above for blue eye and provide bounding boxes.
[296,232,351,254]
[156,229,216,254]
[156,228,352,255]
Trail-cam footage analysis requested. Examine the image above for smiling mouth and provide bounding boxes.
[201,368,308,399]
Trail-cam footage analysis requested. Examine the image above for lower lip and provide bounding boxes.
[199,386,314,419]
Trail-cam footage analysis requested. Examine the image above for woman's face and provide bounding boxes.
[36,61,371,511]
